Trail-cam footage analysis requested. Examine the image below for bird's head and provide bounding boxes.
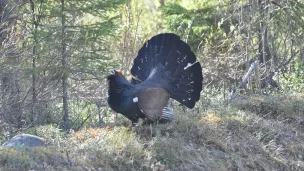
[107,69,125,82]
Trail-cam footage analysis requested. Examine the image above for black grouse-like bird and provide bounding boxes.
[107,33,203,125]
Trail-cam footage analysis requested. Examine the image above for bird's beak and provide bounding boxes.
[109,69,115,75]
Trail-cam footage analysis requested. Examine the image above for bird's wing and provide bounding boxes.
[134,87,174,122]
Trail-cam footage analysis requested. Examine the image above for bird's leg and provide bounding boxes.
[142,118,152,125]
[131,118,139,126]
[128,118,139,131]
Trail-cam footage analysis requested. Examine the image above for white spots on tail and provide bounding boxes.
[182,98,192,102]
[182,55,187,62]
[133,97,139,103]
[184,61,197,70]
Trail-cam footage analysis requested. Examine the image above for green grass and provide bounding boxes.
[0,94,304,170]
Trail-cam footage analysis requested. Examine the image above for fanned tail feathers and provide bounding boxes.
[131,33,203,108]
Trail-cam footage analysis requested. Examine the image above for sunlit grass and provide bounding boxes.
[1,94,304,170]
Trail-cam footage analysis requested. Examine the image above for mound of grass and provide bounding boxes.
[1,94,304,170]
[64,105,303,170]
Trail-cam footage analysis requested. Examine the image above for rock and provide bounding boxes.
[2,133,45,148]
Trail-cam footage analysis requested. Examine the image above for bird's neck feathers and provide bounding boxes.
[107,74,135,108]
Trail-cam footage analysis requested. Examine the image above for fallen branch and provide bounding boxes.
[229,61,258,103]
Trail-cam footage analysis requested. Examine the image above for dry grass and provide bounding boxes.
[0,94,304,170]
[0,147,83,170]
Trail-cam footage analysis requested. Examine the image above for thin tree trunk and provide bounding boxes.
[256,0,265,64]
[254,61,261,92]
[61,0,70,132]
[29,0,38,123]
[247,0,253,90]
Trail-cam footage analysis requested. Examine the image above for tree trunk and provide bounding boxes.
[254,61,261,92]
[246,0,254,90]
[258,0,263,63]
[29,0,38,123]
[258,0,270,64]
[61,0,70,132]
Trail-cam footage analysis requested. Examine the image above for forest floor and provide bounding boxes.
[0,94,304,171]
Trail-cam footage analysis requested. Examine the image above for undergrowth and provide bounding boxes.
[0,94,304,170]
